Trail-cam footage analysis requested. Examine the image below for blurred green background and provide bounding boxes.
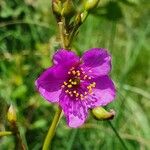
[0,0,150,149]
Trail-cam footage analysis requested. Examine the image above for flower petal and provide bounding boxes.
[86,76,116,108]
[59,92,88,128]
[53,49,80,67]
[35,65,68,103]
[81,48,111,77]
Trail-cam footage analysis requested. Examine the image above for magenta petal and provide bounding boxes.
[59,93,88,128]
[81,48,111,77]
[53,49,80,67]
[35,65,68,103]
[86,76,116,108]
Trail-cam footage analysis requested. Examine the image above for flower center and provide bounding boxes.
[61,67,96,100]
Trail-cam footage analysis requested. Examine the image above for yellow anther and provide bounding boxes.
[76,70,80,76]
[65,90,69,93]
[64,82,67,85]
[80,94,84,98]
[89,89,93,94]
[84,75,88,79]
[77,72,80,76]
[68,84,72,88]
[75,93,79,97]
[71,81,77,85]
[69,79,72,82]
[71,67,75,70]
[93,84,96,88]
[74,82,78,85]
[73,90,77,94]
[72,70,76,75]
[87,86,91,89]
[93,82,96,85]
[91,82,96,87]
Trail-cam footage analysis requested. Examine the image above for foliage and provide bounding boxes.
[0,0,150,149]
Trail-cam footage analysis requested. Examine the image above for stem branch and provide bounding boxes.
[42,106,62,150]
[0,131,12,137]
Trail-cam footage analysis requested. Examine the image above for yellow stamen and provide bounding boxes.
[69,79,72,82]
[87,86,91,89]
[71,67,75,70]
[65,90,69,93]
[64,82,67,85]
[80,94,84,98]
[72,70,76,75]
[88,87,93,93]
[93,82,96,85]
[77,72,80,76]
[68,84,72,88]
[75,93,79,97]
[71,81,77,85]
[84,75,88,79]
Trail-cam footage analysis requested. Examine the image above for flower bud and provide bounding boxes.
[81,10,88,22]
[84,0,100,11]
[61,0,75,16]
[92,107,115,120]
[75,13,81,26]
[52,0,62,16]
[7,105,17,123]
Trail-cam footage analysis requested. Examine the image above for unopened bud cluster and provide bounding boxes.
[52,0,75,18]
[52,0,100,49]
[52,0,100,23]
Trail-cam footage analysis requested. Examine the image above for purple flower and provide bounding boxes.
[35,48,116,128]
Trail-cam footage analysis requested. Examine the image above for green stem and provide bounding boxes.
[42,106,62,150]
[58,22,66,49]
[108,121,128,150]
[12,122,26,150]
[0,131,12,137]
